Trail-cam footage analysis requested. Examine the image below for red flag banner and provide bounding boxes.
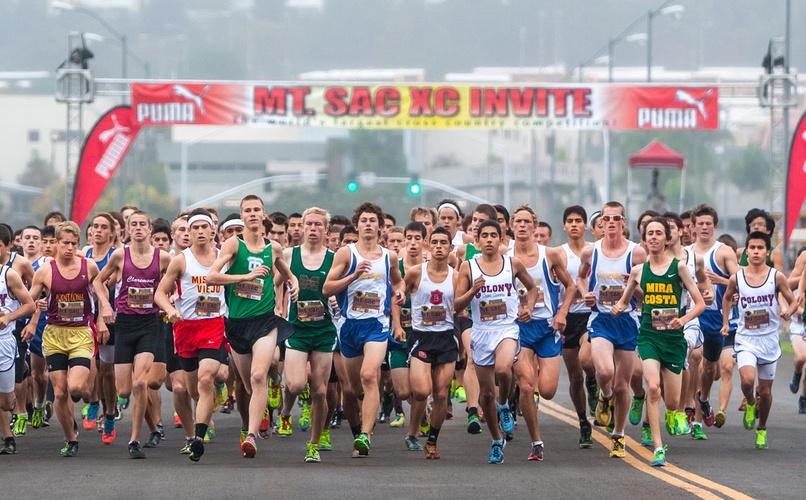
[71,106,141,226]
[786,110,806,244]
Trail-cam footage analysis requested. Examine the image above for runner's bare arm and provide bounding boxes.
[548,247,576,331]
[720,276,738,336]
[776,270,798,321]
[4,269,35,336]
[612,266,641,317]
[155,254,186,323]
[322,246,363,297]
[675,261,705,329]
[388,249,405,306]
[577,245,595,307]
[512,256,537,323]
[694,254,714,305]
[404,264,422,295]
[453,261,480,312]
[207,237,266,286]
[273,251,299,302]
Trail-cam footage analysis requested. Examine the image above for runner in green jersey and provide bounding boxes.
[281,207,336,463]
[207,195,298,459]
[612,217,705,467]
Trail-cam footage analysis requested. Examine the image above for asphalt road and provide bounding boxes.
[4,354,805,499]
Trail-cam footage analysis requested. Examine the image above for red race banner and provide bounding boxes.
[786,110,806,244]
[131,82,719,130]
[72,106,141,226]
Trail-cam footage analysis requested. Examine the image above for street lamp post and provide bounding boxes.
[647,4,684,82]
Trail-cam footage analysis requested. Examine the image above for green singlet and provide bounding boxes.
[226,238,275,319]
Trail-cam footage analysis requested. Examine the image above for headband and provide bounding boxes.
[437,203,461,217]
[221,219,244,231]
[188,215,214,228]
[589,211,602,224]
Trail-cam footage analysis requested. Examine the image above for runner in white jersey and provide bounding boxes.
[0,262,36,455]
[690,204,738,435]
[788,250,806,413]
[722,231,798,449]
[661,212,713,438]
[577,201,647,459]
[323,202,405,458]
[455,219,536,464]
[557,205,596,447]
[156,209,227,462]
[508,205,577,461]
[404,227,458,459]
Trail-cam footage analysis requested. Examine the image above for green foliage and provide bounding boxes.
[17,150,53,189]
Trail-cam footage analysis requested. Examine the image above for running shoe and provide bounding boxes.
[629,395,645,426]
[609,435,626,458]
[738,397,747,412]
[31,407,45,429]
[755,429,768,449]
[259,407,272,438]
[128,441,146,459]
[579,421,593,449]
[180,437,193,454]
[404,435,423,451]
[222,395,235,414]
[488,439,505,464]
[528,442,544,461]
[143,431,161,448]
[424,440,440,459]
[534,392,540,407]
[102,416,116,445]
[12,414,27,436]
[299,402,311,432]
[353,433,371,457]
[466,413,482,435]
[455,386,467,403]
[419,413,431,437]
[446,401,453,420]
[698,393,715,427]
[714,410,727,429]
[743,402,757,430]
[189,437,204,462]
[119,396,129,410]
[304,442,321,463]
[0,437,16,455]
[44,401,53,423]
[691,424,707,440]
[214,383,228,407]
[204,428,216,443]
[173,411,182,428]
[158,422,165,439]
[389,412,405,428]
[298,384,311,406]
[331,406,343,429]
[240,430,248,445]
[799,396,806,414]
[380,391,394,421]
[595,394,613,427]
[278,415,293,437]
[641,426,653,447]
[651,446,667,467]
[61,441,79,458]
[268,381,282,409]
[665,411,676,436]
[320,429,332,451]
[585,377,599,416]
[674,411,690,435]
[478,407,486,423]
[83,402,99,431]
[114,406,122,422]
[241,434,257,458]
[791,371,803,394]
[498,404,514,435]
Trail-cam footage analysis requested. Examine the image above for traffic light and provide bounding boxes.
[408,174,421,196]
[347,180,359,192]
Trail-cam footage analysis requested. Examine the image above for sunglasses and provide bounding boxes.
[601,215,625,222]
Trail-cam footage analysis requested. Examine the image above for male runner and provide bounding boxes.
[404,227,458,459]
[535,222,553,247]
[207,195,298,459]
[612,216,705,466]
[455,219,536,464]
[280,207,338,463]
[323,201,405,458]
[24,222,106,457]
[577,201,647,458]
[156,208,227,462]
[96,211,172,459]
[723,231,798,449]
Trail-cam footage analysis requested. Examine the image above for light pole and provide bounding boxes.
[647,4,684,82]
[84,32,150,79]
[179,128,230,210]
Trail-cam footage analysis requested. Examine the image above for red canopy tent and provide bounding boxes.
[627,140,686,216]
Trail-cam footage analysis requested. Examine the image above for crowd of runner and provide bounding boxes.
[1,197,805,466]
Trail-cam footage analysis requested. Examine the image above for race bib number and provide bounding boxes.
[352,291,381,312]
[518,283,545,308]
[744,309,770,329]
[421,305,447,326]
[479,299,507,322]
[297,300,325,322]
[127,287,154,309]
[573,290,585,305]
[234,279,263,301]
[400,307,412,328]
[651,307,678,330]
[194,296,220,317]
[58,301,84,322]
[598,285,623,306]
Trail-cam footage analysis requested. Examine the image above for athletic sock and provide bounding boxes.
[194,423,208,440]
[394,396,404,414]
[428,426,441,443]
[350,424,361,438]
[531,440,543,447]
[467,406,479,417]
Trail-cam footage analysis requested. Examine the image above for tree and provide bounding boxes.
[17,149,53,189]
